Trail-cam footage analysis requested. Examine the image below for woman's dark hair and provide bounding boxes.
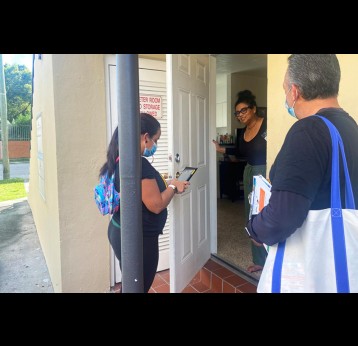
[99,113,161,177]
[99,126,119,177]
[140,112,161,136]
[234,90,257,110]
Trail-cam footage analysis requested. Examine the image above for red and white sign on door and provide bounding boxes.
[140,95,162,118]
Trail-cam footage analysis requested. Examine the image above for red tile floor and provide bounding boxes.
[112,258,257,293]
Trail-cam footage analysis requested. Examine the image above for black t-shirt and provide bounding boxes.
[226,117,267,165]
[112,157,168,235]
[270,108,358,209]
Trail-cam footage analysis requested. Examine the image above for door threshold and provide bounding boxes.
[211,254,259,286]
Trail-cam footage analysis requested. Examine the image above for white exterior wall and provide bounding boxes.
[29,54,110,292]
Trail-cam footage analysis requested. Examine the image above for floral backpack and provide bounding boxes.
[94,157,120,215]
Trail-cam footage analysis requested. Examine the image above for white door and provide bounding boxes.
[105,55,169,285]
[167,54,212,293]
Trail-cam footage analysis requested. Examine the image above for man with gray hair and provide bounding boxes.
[245,54,358,254]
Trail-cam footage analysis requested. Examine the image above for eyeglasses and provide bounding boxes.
[234,107,250,117]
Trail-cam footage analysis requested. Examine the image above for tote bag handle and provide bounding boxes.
[272,115,355,293]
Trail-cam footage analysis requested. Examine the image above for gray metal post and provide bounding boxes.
[116,54,143,293]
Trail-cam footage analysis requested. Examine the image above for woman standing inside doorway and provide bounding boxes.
[213,90,267,273]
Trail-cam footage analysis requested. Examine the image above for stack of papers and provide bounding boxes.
[249,175,272,220]
[249,175,272,253]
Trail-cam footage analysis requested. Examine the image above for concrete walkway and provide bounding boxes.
[0,198,54,293]
[0,160,53,293]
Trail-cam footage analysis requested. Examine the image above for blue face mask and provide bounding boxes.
[285,100,297,118]
[285,87,297,119]
[143,139,157,157]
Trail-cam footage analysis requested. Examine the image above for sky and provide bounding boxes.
[2,54,33,70]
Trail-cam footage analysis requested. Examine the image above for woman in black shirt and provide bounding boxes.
[101,113,189,292]
[213,90,267,273]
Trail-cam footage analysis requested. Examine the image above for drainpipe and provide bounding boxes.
[116,54,143,293]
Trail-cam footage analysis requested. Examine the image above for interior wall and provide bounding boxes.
[215,73,229,136]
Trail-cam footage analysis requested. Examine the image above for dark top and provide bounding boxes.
[226,117,267,165]
[112,157,168,235]
[246,108,358,246]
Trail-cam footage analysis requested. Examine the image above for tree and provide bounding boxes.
[0,55,10,179]
[4,63,32,125]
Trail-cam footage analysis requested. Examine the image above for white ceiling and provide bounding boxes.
[215,54,267,77]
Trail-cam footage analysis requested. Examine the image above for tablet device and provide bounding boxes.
[177,167,198,181]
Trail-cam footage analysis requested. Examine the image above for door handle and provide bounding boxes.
[175,153,180,163]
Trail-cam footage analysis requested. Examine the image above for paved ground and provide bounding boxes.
[0,160,54,293]
[0,160,30,181]
[0,199,54,292]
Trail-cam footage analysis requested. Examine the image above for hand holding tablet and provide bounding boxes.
[177,167,198,181]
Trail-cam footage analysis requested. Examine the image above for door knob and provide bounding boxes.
[175,153,180,163]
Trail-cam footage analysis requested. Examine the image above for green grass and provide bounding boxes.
[0,178,27,202]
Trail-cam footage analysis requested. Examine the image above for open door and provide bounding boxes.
[167,54,212,292]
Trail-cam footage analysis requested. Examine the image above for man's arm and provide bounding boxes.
[245,190,312,245]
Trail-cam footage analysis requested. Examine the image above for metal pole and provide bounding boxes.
[116,54,143,293]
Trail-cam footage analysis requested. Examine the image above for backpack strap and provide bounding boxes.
[114,157,120,193]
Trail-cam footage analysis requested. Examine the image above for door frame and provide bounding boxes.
[105,54,219,289]
[104,54,170,286]
[209,55,218,255]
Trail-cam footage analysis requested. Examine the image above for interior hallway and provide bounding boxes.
[216,198,261,281]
